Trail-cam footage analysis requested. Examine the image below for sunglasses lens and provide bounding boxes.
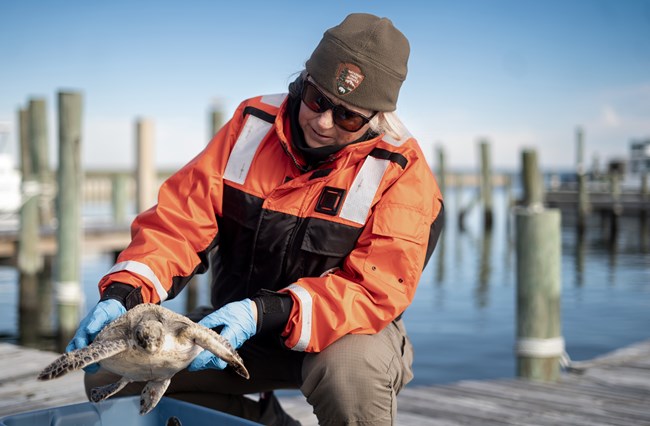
[332,107,365,131]
[302,83,328,113]
[301,81,370,132]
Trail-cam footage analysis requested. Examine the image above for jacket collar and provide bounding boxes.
[275,96,384,173]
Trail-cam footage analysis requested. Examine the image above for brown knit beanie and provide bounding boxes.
[306,13,409,112]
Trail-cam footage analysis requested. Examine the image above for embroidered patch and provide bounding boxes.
[335,63,364,96]
[315,187,346,216]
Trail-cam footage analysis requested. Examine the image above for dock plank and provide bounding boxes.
[446,381,639,426]
[1,340,649,425]
[0,344,88,416]
[0,222,131,259]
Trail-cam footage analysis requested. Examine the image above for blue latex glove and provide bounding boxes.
[65,299,127,373]
[188,298,257,371]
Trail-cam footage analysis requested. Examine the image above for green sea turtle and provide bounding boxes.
[38,303,249,415]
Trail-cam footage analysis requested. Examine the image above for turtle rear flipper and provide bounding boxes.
[140,378,172,415]
[90,376,131,402]
[185,326,250,379]
[38,340,128,380]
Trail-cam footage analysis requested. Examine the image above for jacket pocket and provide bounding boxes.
[285,218,362,281]
[363,204,430,292]
[371,203,428,244]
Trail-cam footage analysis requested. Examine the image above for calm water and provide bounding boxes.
[1,187,649,385]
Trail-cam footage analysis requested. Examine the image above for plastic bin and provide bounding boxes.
[0,396,259,426]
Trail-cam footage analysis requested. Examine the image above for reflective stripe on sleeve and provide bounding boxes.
[223,115,272,185]
[106,261,169,302]
[339,157,390,225]
[286,283,313,352]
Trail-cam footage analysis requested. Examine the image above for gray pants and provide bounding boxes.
[85,319,414,425]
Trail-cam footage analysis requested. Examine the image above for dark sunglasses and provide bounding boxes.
[301,80,376,132]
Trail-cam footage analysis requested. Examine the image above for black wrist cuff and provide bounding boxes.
[100,283,143,310]
[251,289,293,335]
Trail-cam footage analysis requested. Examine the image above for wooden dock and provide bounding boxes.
[545,189,649,215]
[0,222,131,260]
[1,340,649,425]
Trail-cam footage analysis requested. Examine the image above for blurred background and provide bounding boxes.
[0,0,649,386]
[1,0,649,171]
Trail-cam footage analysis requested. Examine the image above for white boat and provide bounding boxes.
[623,139,650,190]
[0,124,21,215]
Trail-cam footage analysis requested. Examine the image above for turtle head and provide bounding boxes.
[134,320,165,354]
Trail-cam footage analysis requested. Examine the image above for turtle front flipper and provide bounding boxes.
[186,326,250,379]
[90,376,131,402]
[38,339,128,380]
[140,378,171,415]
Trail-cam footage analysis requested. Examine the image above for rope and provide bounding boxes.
[55,281,84,304]
[516,336,565,358]
[517,337,650,374]
[563,344,650,374]
[516,336,573,370]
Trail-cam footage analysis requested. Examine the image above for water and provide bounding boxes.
[1,187,649,385]
[407,187,650,385]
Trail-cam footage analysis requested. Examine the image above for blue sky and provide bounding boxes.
[1,0,649,172]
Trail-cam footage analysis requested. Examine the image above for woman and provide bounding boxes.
[71,13,444,425]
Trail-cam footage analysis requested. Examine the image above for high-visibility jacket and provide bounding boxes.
[99,93,444,352]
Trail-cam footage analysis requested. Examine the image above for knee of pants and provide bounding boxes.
[301,333,403,424]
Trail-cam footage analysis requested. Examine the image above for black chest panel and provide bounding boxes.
[210,184,363,307]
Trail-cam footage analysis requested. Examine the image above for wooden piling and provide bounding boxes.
[641,173,648,249]
[505,174,514,210]
[27,99,54,337]
[436,233,445,285]
[455,174,464,230]
[17,107,42,346]
[516,148,563,382]
[576,127,589,234]
[521,149,544,209]
[210,108,223,138]
[515,208,562,382]
[501,173,514,250]
[458,190,479,233]
[17,108,31,192]
[55,91,83,350]
[479,140,493,229]
[40,256,54,337]
[575,228,586,287]
[609,172,622,242]
[111,172,129,224]
[27,98,54,225]
[18,109,30,176]
[478,227,493,307]
[135,118,155,213]
[436,145,446,197]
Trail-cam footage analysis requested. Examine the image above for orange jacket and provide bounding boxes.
[99,93,444,352]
